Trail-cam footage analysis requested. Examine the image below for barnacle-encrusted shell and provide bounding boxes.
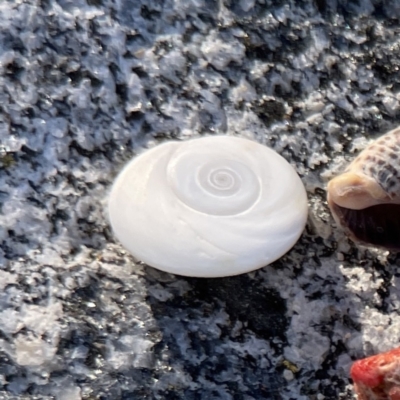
[327,126,400,250]
[108,136,308,277]
[350,346,400,400]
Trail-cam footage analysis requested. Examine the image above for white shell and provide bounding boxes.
[108,136,308,277]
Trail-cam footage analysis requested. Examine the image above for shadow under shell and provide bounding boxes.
[331,202,400,250]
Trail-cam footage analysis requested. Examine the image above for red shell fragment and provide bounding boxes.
[350,347,400,400]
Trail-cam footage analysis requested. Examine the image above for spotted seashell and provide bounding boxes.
[327,126,400,250]
[108,136,308,277]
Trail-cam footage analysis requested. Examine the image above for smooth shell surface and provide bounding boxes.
[327,126,400,250]
[108,136,308,277]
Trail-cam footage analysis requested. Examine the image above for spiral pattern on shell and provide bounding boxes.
[167,141,261,216]
[108,136,308,277]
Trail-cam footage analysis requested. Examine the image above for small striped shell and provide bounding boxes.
[327,126,400,250]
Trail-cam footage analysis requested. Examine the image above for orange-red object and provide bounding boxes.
[351,347,400,400]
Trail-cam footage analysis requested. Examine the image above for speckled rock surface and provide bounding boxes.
[1,0,400,399]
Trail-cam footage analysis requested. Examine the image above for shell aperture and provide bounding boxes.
[327,126,400,250]
[108,136,308,277]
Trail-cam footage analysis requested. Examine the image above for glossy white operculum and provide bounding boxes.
[108,136,308,277]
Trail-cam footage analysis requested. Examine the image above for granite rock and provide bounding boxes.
[0,0,399,399]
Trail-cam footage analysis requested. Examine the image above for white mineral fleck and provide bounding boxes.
[15,335,58,366]
[283,369,294,381]
[239,0,255,12]
[231,79,257,104]
[56,386,81,400]
[201,30,245,70]
[107,334,154,370]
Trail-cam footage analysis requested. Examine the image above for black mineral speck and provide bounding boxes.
[192,276,288,341]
